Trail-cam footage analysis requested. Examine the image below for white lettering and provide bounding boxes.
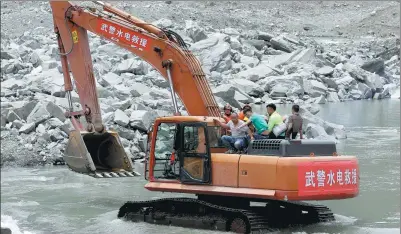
[344,169,351,185]
[337,169,343,185]
[139,38,147,47]
[101,23,108,32]
[117,29,123,37]
[351,169,357,184]
[131,35,139,44]
[109,26,116,35]
[327,170,336,186]
[317,170,325,187]
[305,171,316,187]
[124,32,131,41]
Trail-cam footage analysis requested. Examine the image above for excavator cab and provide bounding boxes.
[146,116,220,184]
[64,129,138,178]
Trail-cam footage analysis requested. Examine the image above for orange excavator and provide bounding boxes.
[50,1,360,233]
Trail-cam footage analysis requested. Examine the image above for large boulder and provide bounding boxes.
[305,123,335,141]
[98,72,122,87]
[113,59,149,75]
[335,76,356,90]
[190,33,231,74]
[114,109,130,127]
[130,110,158,131]
[303,79,328,97]
[235,61,277,82]
[270,34,302,53]
[212,85,248,108]
[230,79,259,94]
[26,103,51,125]
[185,20,208,43]
[361,58,385,75]
[259,74,304,95]
[19,122,36,134]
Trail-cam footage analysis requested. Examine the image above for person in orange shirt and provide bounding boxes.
[238,103,251,121]
[222,104,233,123]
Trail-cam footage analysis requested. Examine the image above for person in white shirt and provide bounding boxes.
[213,113,251,154]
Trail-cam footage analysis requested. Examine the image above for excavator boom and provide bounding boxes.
[50,1,222,177]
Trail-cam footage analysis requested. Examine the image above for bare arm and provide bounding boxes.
[213,119,230,130]
[248,128,254,140]
[237,119,252,129]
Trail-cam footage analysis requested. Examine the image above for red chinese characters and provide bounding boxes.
[96,18,152,51]
[298,160,359,196]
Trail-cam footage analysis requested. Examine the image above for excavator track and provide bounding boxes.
[118,197,335,233]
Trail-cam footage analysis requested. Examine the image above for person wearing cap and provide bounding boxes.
[222,104,233,123]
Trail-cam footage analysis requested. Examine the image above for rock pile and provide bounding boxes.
[1,20,399,166]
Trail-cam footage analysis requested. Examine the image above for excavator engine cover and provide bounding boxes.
[247,139,337,157]
[64,130,139,178]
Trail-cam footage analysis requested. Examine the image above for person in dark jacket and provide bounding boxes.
[285,105,303,139]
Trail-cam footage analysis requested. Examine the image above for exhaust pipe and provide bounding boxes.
[63,130,140,178]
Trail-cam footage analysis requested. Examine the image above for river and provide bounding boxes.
[1,99,400,234]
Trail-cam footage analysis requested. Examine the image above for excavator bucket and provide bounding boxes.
[63,130,140,178]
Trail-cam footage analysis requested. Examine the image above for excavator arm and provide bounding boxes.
[50,1,222,177]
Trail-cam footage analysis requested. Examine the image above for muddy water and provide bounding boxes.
[1,99,400,234]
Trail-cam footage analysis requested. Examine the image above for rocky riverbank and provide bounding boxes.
[1,1,400,167]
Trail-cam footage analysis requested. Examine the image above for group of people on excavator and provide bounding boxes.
[214,103,303,154]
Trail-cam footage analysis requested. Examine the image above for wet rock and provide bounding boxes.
[114,109,130,127]
[315,95,326,104]
[305,123,333,140]
[349,89,363,100]
[323,122,347,139]
[19,122,35,134]
[326,92,340,102]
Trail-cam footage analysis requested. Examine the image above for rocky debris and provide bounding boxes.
[1,9,400,166]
